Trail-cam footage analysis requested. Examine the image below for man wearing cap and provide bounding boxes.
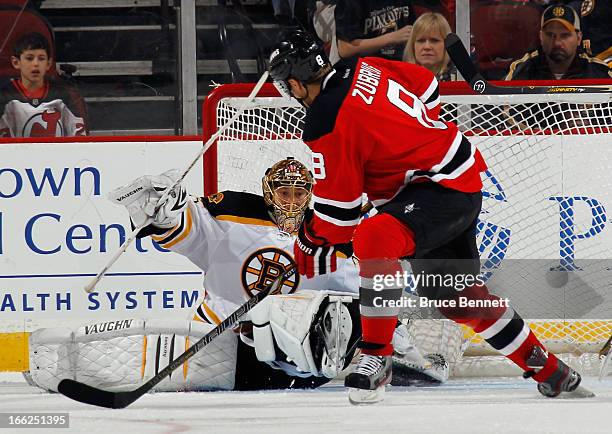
[505,4,611,80]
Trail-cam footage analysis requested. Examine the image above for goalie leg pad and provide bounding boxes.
[249,294,277,363]
[29,318,237,393]
[391,323,450,384]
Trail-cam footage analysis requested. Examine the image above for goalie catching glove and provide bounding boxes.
[108,169,189,232]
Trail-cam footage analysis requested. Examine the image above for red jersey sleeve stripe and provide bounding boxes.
[312,194,362,226]
[430,131,463,172]
[428,141,476,181]
[425,95,441,110]
[314,207,361,227]
[312,194,362,208]
[407,133,476,183]
[420,77,440,108]
[311,214,357,244]
[432,142,476,181]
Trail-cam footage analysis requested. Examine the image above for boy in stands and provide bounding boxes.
[0,32,88,137]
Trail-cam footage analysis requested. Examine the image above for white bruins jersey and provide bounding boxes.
[149,191,359,324]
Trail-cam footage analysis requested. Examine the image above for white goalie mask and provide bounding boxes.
[262,158,314,234]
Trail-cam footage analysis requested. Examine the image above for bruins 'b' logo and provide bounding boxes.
[241,247,299,297]
[580,0,594,16]
[552,6,565,17]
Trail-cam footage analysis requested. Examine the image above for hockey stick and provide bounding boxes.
[444,33,611,95]
[59,265,293,408]
[598,334,612,380]
[84,71,270,293]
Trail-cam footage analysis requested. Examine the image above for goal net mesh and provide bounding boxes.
[205,83,612,376]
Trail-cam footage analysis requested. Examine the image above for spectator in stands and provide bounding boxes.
[334,0,416,61]
[273,0,309,30]
[402,12,456,81]
[505,4,611,80]
[580,0,611,66]
[0,32,88,137]
[310,0,341,64]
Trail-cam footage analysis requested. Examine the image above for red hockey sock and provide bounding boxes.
[354,214,416,356]
[438,284,558,379]
[360,316,400,356]
[507,331,559,381]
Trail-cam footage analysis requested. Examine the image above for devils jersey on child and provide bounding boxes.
[0,77,88,137]
[302,57,487,244]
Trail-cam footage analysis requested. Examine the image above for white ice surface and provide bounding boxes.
[1,373,611,434]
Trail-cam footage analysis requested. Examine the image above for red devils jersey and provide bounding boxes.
[303,57,487,244]
[0,78,88,138]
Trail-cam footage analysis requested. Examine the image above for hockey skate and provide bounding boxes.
[391,323,449,385]
[524,346,594,398]
[345,354,392,405]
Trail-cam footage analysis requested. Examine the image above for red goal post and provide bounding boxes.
[201,80,612,376]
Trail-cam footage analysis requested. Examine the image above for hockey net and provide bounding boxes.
[202,81,612,377]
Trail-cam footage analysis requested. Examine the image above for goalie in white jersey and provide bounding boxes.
[27,158,448,393]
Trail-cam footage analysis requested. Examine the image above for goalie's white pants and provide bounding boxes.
[28,319,237,393]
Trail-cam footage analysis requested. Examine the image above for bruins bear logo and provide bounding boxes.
[241,247,299,296]
[581,0,594,16]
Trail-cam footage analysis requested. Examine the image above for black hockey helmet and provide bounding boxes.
[268,30,331,98]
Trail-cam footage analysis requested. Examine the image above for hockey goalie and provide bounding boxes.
[27,158,450,393]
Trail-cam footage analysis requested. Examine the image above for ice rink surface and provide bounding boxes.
[1,373,611,434]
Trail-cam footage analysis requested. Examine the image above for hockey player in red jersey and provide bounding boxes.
[0,32,88,138]
[269,30,586,404]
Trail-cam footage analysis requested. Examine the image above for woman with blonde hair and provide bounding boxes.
[403,12,456,81]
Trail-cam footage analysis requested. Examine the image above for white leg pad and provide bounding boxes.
[29,318,237,392]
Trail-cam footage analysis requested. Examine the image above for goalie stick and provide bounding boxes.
[444,33,611,95]
[84,71,270,293]
[59,265,293,409]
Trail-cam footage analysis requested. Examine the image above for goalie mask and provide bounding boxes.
[262,158,314,234]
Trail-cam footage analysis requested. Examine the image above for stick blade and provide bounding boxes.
[58,379,139,409]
